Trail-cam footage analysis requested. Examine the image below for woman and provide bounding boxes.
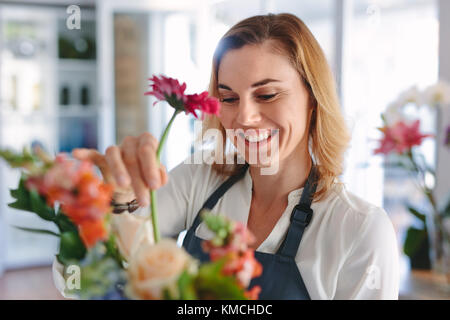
[70,13,399,299]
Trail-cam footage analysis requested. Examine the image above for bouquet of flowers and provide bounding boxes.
[0,75,263,299]
[374,81,450,286]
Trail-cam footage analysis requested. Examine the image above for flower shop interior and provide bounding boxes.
[0,0,449,300]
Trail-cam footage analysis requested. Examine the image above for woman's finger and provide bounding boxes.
[121,137,150,207]
[72,148,94,161]
[72,148,115,184]
[137,132,161,190]
[159,164,168,186]
[105,145,131,188]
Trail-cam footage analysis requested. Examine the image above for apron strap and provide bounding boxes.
[188,163,250,232]
[277,165,319,258]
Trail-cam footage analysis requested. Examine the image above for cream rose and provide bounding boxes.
[126,238,193,299]
[110,212,154,261]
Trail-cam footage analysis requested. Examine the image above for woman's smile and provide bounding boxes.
[237,128,280,148]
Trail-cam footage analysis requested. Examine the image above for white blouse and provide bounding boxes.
[133,152,400,300]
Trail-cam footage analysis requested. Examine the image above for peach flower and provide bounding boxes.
[126,239,193,299]
[110,212,154,261]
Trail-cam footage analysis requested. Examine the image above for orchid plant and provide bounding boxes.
[144,75,220,243]
[374,81,450,273]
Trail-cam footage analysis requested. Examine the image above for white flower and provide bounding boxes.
[398,86,422,106]
[383,86,423,126]
[383,101,404,126]
[126,238,193,300]
[110,212,154,261]
[422,81,450,108]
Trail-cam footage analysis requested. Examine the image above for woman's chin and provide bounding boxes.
[239,151,280,167]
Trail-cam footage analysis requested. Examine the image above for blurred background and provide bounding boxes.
[0,0,449,299]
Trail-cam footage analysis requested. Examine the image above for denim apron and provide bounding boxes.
[182,163,318,300]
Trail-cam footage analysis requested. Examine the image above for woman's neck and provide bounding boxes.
[249,144,312,207]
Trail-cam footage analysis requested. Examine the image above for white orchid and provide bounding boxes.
[383,101,404,126]
[398,85,423,106]
[383,81,450,124]
[422,81,450,108]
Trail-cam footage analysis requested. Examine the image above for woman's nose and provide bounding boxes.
[235,98,262,126]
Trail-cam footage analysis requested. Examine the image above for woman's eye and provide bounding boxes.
[258,94,277,101]
[220,98,238,104]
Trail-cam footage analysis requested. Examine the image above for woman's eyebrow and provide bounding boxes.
[251,78,280,87]
[218,84,232,91]
[218,78,281,91]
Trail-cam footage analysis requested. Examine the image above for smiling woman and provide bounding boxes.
[181,13,399,299]
[67,12,400,300]
[204,14,350,202]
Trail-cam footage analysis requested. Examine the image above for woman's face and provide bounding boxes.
[217,40,312,168]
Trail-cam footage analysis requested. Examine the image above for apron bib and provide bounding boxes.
[182,163,318,300]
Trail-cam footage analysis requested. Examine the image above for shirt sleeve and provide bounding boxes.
[333,207,400,300]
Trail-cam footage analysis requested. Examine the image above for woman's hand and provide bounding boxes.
[72,132,168,207]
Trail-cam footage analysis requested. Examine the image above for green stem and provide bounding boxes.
[406,149,449,261]
[156,109,180,160]
[150,109,180,243]
[150,189,160,243]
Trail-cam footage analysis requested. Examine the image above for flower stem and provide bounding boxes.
[406,149,449,264]
[156,109,180,160]
[149,109,180,243]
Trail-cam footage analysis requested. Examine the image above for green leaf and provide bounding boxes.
[104,233,125,266]
[177,270,198,300]
[195,260,247,300]
[201,210,234,246]
[8,177,57,222]
[8,177,32,211]
[57,231,86,265]
[13,225,60,237]
[54,208,77,233]
[8,199,32,212]
[29,189,55,221]
[10,177,27,200]
[0,148,36,168]
[403,227,427,258]
[407,206,427,225]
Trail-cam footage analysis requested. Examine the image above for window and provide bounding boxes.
[340,0,439,275]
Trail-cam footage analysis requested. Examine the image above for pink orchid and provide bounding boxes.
[374,120,432,155]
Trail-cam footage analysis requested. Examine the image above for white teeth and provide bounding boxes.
[243,131,270,143]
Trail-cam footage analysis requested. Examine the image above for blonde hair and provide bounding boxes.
[201,13,350,201]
